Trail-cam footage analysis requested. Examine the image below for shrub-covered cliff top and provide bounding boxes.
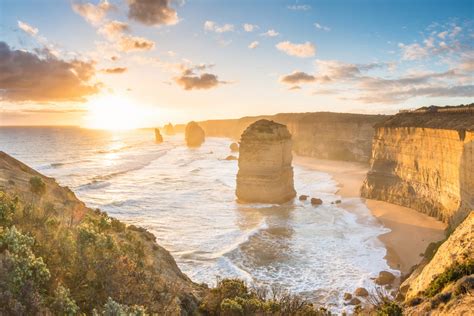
[375,104,474,131]
[240,119,292,140]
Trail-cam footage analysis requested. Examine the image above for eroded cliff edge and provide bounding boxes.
[361,105,474,226]
[176,112,387,163]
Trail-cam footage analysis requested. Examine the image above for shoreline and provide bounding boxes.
[294,155,447,275]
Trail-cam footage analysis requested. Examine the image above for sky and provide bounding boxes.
[0,0,473,128]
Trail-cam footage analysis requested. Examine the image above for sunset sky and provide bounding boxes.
[1,0,473,128]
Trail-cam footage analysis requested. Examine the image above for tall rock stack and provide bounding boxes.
[185,121,205,147]
[236,119,296,203]
[154,128,163,143]
[164,123,175,135]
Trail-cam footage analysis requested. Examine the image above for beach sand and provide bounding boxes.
[294,156,447,275]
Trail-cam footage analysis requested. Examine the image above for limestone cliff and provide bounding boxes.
[236,119,296,203]
[185,121,205,147]
[184,112,387,163]
[401,212,473,315]
[361,105,474,226]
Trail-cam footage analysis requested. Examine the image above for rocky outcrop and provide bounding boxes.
[185,121,205,147]
[361,105,474,226]
[230,142,239,152]
[164,123,175,135]
[154,128,163,143]
[176,112,387,163]
[236,120,296,203]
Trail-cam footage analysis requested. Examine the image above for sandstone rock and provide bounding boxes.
[375,271,396,285]
[236,119,296,204]
[225,155,238,161]
[154,128,163,143]
[343,293,352,300]
[311,198,323,206]
[164,123,175,135]
[354,287,369,297]
[230,142,239,152]
[348,297,361,305]
[299,195,308,201]
[335,199,342,204]
[185,121,205,147]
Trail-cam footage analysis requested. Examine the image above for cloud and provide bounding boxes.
[243,23,258,32]
[248,41,259,49]
[102,67,127,74]
[261,29,279,37]
[204,21,234,33]
[279,71,316,84]
[289,85,301,90]
[276,41,315,58]
[314,22,330,31]
[287,4,311,11]
[127,0,178,26]
[174,63,228,90]
[72,0,113,26]
[118,35,155,52]
[17,21,39,36]
[98,20,130,39]
[437,31,448,39]
[398,43,429,60]
[0,41,101,102]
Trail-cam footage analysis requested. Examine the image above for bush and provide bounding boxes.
[367,287,402,316]
[424,260,474,297]
[0,192,17,227]
[29,176,46,196]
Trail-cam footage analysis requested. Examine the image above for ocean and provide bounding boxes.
[0,126,396,313]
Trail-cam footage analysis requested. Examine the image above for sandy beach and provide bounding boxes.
[294,155,447,275]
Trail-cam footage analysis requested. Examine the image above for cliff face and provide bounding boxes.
[0,151,203,314]
[187,112,387,163]
[236,120,296,203]
[361,107,474,226]
[401,212,473,315]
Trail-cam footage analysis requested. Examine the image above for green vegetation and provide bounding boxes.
[365,288,403,316]
[200,278,331,315]
[0,190,192,314]
[424,260,474,297]
[29,176,46,196]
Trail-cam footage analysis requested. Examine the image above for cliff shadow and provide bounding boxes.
[457,137,473,226]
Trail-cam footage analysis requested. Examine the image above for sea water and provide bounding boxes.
[0,127,396,313]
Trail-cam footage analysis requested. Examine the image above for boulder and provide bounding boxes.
[335,199,342,204]
[236,119,296,204]
[299,195,308,201]
[354,287,369,297]
[185,121,205,147]
[311,198,323,205]
[154,128,163,143]
[225,155,238,161]
[348,297,361,305]
[343,293,352,300]
[375,271,396,285]
[230,142,239,152]
[164,123,175,135]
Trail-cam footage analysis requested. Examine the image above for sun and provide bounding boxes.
[84,94,144,130]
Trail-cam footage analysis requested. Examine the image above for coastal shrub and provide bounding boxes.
[0,192,17,227]
[99,297,147,316]
[29,176,46,196]
[367,287,402,316]
[424,260,474,297]
[49,285,79,315]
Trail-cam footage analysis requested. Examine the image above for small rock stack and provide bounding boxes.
[154,128,163,143]
[236,119,296,203]
[185,121,205,147]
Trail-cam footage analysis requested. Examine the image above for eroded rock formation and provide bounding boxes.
[154,128,163,143]
[185,121,205,147]
[164,123,175,135]
[361,105,474,226]
[236,119,296,203]
[230,142,239,152]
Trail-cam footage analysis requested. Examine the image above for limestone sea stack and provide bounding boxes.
[185,121,205,147]
[236,119,296,203]
[164,123,175,135]
[154,128,163,143]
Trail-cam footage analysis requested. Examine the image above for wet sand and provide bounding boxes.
[294,156,447,275]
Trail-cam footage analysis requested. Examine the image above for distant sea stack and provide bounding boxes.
[164,123,175,135]
[361,104,474,226]
[185,121,205,147]
[154,128,163,143]
[236,119,296,203]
